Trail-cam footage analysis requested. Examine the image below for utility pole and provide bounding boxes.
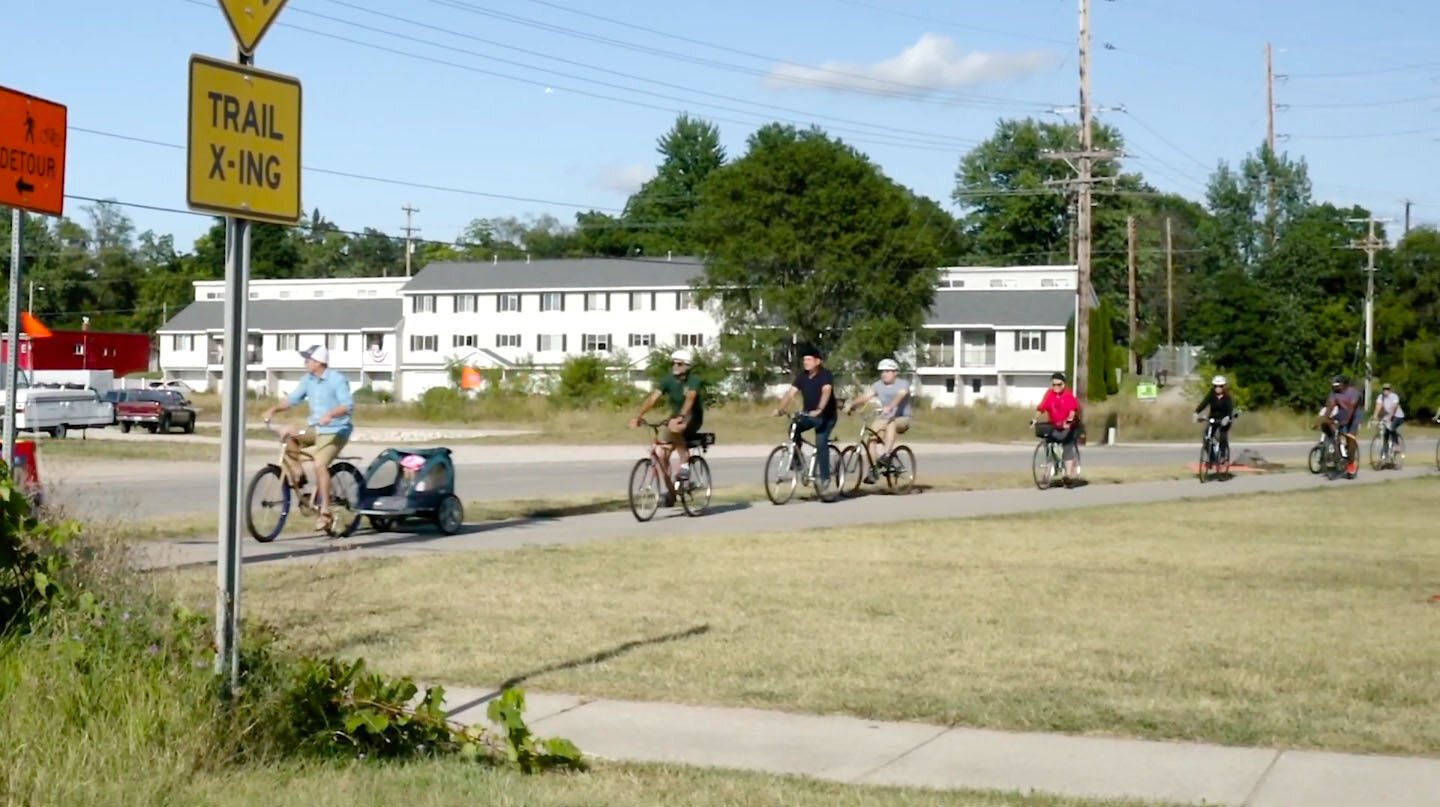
[401,204,421,278]
[1126,214,1137,375]
[1348,216,1388,410]
[1165,217,1174,359]
[1403,199,1412,236]
[1041,0,1117,401]
[1265,43,1278,246]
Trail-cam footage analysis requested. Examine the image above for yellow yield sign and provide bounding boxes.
[186,55,302,224]
[217,0,289,55]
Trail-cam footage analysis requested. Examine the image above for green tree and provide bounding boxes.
[692,124,957,380]
[623,114,727,257]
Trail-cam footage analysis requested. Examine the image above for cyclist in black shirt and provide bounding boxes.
[1193,375,1236,457]
[772,344,838,497]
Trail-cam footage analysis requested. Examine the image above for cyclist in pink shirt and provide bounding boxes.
[1033,371,1082,486]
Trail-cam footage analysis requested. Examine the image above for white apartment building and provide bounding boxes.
[397,256,717,397]
[911,265,1080,407]
[156,260,1077,406]
[157,277,407,396]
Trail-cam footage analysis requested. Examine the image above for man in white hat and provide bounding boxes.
[630,348,705,499]
[262,344,355,532]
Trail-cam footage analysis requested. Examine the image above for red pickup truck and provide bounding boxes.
[115,389,198,434]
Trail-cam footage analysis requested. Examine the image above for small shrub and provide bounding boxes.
[0,461,82,634]
[417,386,471,423]
[552,355,637,410]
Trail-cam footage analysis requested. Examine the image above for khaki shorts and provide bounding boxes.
[283,431,349,480]
[874,415,911,434]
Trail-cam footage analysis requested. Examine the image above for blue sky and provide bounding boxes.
[6,0,1440,251]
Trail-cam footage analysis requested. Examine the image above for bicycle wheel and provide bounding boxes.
[628,458,662,522]
[813,444,843,502]
[1369,433,1382,471]
[680,456,712,517]
[245,465,289,543]
[838,445,865,498]
[1198,443,1210,483]
[885,445,916,494]
[1308,444,1323,475]
[322,462,366,538]
[764,445,798,505]
[1032,442,1055,490]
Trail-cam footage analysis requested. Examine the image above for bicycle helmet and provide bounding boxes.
[1331,375,1346,386]
[670,348,694,365]
[877,358,900,372]
[1211,375,1227,386]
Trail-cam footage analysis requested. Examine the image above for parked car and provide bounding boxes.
[115,390,198,434]
[102,389,139,425]
[147,380,194,393]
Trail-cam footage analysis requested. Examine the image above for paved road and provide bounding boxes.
[52,439,1317,521]
[131,457,1432,571]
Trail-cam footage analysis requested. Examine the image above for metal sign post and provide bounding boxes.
[196,0,299,694]
[4,209,19,471]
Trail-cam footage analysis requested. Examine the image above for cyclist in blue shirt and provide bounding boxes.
[262,345,355,532]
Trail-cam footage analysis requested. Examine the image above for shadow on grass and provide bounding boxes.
[442,624,713,716]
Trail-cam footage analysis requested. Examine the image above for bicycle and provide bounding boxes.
[1368,419,1404,471]
[836,407,916,497]
[1197,412,1239,483]
[245,420,365,542]
[1030,419,1082,490]
[1306,418,1350,479]
[764,413,842,505]
[626,418,714,522]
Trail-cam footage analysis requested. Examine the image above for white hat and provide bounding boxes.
[670,348,694,364]
[877,358,900,371]
[301,345,329,365]
[1211,375,1227,386]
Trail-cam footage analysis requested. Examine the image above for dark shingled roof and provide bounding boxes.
[925,290,1075,328]
[157,299,403,332]
[401,256,704,293]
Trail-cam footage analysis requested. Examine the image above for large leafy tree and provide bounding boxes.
[624,114,727,257]
[1375,227,1440,416]
[692,123,958,381]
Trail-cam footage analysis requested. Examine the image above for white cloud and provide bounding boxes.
[590,163,654,196]
[765,33,1056,97]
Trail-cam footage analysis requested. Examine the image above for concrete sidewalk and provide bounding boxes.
[440,688,1440,806]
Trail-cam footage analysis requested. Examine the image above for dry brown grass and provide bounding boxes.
[163,479,1440,755]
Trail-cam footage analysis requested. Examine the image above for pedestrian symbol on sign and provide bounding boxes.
[24,112,34,143]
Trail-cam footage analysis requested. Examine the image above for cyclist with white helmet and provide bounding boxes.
[1194,375,1236,459]
[630,348,705,493]
[844,357,912,484]
[1371,381,1406,456]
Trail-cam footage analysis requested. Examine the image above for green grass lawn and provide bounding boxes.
[167,479,1440,756]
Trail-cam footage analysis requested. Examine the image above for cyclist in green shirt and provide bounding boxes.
[629,348,705,492]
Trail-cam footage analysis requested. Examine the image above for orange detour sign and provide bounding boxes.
[0,86,66,217]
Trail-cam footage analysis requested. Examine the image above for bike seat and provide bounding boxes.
[686,432,716,449]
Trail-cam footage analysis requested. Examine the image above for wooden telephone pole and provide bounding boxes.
[1126,214,1137,374]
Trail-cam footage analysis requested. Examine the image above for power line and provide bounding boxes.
[1281,94,1440,110]
[1287,126,1440,140]
[301,0,980,148]
[423,0,1057,108]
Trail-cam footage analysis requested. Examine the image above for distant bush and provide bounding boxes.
[552,355,638,410]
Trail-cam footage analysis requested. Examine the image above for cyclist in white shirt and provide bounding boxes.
[1371,381,1406,455]
[843,358,912,484]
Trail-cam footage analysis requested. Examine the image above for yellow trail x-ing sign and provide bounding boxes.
[186,54,302,225]
[217,0,289,55]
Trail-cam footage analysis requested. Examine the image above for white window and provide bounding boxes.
[276,334,299,351]
[171,335,195,351]
[584,292,609,311]
[628,333,654,348]
[1016,331,1046,352]
[249,291,258,300]
[279,290,291,298]
[412,295,436,313]
[989,278,1018,289]
[676,290,697,310]
[497,293,520,312]
[205,292,221,300]
[313,290,325,298]
[496,334,522,348]
[365,333,384,351]
[409,335,438,352]
[628,292,654,311]
[454,294,478,313]
[537,334,567,352]
[675,333,705,348]
[1041,278,1059,288]
[582,333,612,352]
[540,292,565,312]
[452,334,478,349]
[325,334,349,351]
[74,343,85,356]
